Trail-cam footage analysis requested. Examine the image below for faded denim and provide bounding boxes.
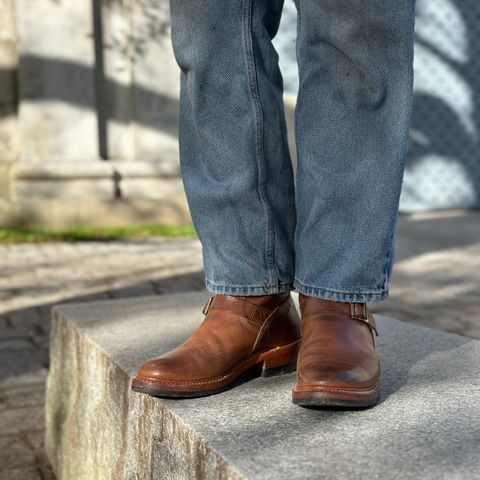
[169,0,416,302]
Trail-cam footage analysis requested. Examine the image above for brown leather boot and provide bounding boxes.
[132,292,301,398]
[292,293,380,408]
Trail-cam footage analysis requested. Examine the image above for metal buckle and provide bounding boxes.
[367,311,379,337]
[350,302,367,320]
[202,296,214,315]
[350,303,378,337]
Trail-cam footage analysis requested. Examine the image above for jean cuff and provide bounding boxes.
[205,278,294,296]
[293,278,388,303]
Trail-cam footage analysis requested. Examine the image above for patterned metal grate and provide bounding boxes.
[273,0,480,211]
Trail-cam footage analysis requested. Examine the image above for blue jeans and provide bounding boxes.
[170,0,416,302]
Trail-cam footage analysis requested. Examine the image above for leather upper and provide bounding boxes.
[136,292,301,383]
[296,293,380,390]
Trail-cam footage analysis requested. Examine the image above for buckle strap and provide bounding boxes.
[202,296,214,315]
[298,294,378,337]
[202,295,272,328]
[350,303,378,337]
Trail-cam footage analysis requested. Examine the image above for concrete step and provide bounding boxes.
[45,291,480,479]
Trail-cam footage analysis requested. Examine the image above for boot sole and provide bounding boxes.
[131,339,300,399]
[292,383,380,408]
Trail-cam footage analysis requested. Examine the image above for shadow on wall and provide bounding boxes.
[274,0,480,211]
[8,57,180,140]
[403,0,480,211]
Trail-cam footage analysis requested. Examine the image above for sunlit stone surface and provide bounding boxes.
[46,291,480,479]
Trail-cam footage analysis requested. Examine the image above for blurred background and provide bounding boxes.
[1,0,480,226]
[0,1,479,478]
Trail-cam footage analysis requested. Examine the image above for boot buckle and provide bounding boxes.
[202,296,214,315]
[350,303,378,337]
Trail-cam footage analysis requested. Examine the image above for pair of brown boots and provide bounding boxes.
[131,292,380,408]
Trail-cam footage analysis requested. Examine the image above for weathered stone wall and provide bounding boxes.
[1,0,193,227]
[0,0,18,200]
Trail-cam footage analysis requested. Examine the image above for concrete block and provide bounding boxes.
[0,467,43,480]
[46,292,480,479]
[0,382,46,409]
[0,106,18,165]
[120,177,188,204]
[101,0,136,161]
[0,406,44,436]
[6,160,190,226]
[0,163,13,198]
[0,42,17,104]
[13,178,115,201]
[113,160,180,178]
[0,196,192,228]
[0,436,37,470]
[130,0,181,164]
[0,0,17,42]
[13,161,115,180]
[15,0,97,163]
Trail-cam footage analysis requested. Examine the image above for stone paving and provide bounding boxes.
[0,210,479,478]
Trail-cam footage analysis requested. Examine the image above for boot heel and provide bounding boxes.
[260,340,300,377]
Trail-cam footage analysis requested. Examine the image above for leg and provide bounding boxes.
[293,0,416,303]
[170,0,296,295]
[132,1,302,399]
[292,0,416,408]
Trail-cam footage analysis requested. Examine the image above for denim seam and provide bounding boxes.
[242,0,280,289]
[293,0,301,170]
[293,278,388,296]
[293,0,302,63]
[293,282,389,303]
[205,279,294,295]
[381,215,397,292]
[206,279,294,289]
[380,2,416,290]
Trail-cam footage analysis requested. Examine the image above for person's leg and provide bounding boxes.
[132,1,302,399]
[293,0,416,302]
[170,0,296,295]
[291,0,416,407]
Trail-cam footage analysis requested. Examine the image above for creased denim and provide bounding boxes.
[169,0,416,302]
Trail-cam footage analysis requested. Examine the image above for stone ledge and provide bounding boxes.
[46,291,480,479]
[0,195,191,228]
[13,160,181,180]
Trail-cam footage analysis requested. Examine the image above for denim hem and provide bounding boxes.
[205,279,294,296]
[293,279,388,303]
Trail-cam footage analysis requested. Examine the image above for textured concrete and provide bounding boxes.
[46,291,480,479]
